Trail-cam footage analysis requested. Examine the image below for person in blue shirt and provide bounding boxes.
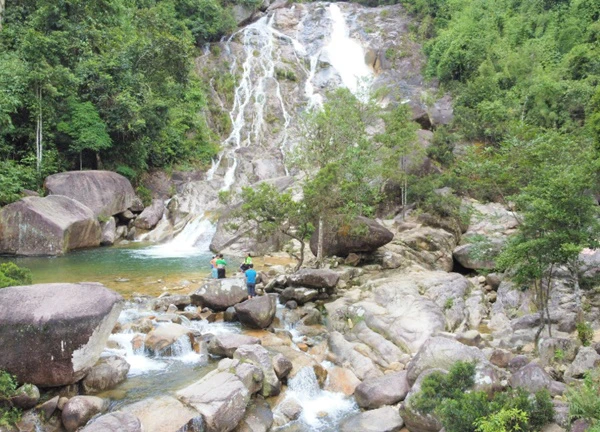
[244,264,258,299]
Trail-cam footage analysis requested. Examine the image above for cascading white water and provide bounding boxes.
[216,15,294,191]
[284,366,358,430]
[132,215,216,258]
[107,308,241,376]
[145,3,374,254]
[108,333,167,376]
[324,3,373,98]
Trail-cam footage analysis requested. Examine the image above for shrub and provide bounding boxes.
[136,186,153,207]
[0,370,21,428]
[475,408,529,432]
[577,322,594,347]
[0,262,32,288]
[412,361,554,432]
[567,371,600,425]
[115,165,138,182]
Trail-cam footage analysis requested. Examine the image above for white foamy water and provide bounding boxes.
[107,333,167,376]
[324,4,373,97]
[285,366,358,430]
[131,215,216,258]
[107,308,241,376]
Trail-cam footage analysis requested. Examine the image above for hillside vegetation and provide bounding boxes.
[0,0,254,204]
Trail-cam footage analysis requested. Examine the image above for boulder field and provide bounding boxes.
[0,170,162,256]
[4,201,600,432]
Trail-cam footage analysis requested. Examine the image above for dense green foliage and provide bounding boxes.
[414,0,600,144]
[412,361,554,432]
[567,370,600,428]
[0,370,21,428]
[0,0,235,203]
[0,263,33,288]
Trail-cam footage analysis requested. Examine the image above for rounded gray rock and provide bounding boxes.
[0,283,122,387]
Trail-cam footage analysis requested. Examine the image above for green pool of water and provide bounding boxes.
[0,245,217,297]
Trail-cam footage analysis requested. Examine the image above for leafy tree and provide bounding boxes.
[375,103,420,219]
[411,361,553,432]
[292,88,381,264]
[228,183,313,270]
[57,99,112,170]
[498,160,599,340]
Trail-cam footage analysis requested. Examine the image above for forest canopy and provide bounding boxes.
[0,0,254,204]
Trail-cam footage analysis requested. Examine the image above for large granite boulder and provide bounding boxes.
[208,334,261,358]
[177,372,250,432]
[191,279,248,311]
[234,344,281,397]
[340,406,404,432]
[120,395,201,432]
[452,238,505,270]
[234,399,273,432]
[354,371,410,409]
[565,347,600,380]
[288,269,339,290]
[134,199,165,230]
[510,363,566,396]
[45,170,136,218]
[406,337,497,390]
[234,295,277,329]
[0,195,101,256]
[62,396,108,432]
[144,323,193,355]
[82,355,130,393]
[0,283,122,387]
[80,412,142,432]
[100,217,117,246]
[309,216,394,257]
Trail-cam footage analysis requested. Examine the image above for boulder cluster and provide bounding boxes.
[0,170,168,256]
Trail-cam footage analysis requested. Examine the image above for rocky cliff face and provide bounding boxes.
[171,2,451,252]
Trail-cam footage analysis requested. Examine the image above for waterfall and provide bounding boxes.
[284,366,358,430]
[132,215,216,258]
[324,3,373,98]
[156,3,374,253]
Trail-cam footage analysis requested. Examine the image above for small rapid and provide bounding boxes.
[282,366,358,431]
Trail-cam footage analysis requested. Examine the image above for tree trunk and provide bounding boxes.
[0,0,5,31]
[545,265,554,338]
[79,151,83,170]
[569,261,584,323]
[402,156,408,220]
[316,216,324,268]
[534,279,547,343]
[295,240,305,271]
[35,86,43,173]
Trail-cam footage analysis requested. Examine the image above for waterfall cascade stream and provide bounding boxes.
[148,2,374,256]
[102,303,359,431]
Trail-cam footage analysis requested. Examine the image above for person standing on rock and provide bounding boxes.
[210,255,218,279]
[240,253,253,272]
[216,254,227,279]
[244,264,257,299]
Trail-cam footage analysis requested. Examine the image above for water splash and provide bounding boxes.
[108,333,167,376]
[285,366,358,430]
[132,215,216,258]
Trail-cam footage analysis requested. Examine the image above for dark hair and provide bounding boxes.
[248,264,253,268]
[219,253,224,258]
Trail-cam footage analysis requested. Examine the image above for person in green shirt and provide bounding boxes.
[216,254,227,279]
[240,253,253,272]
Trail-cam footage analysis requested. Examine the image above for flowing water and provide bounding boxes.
[3,4,373,428]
